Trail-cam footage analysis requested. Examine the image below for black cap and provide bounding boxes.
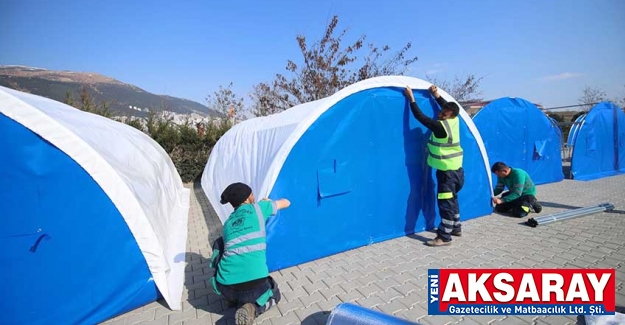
[220,182,252,207]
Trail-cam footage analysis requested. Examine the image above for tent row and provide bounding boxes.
[202,76,625,273]
[2,76,623,324]
[0,85,190,325]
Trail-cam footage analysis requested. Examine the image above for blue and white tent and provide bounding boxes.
[472,97,564,185]
[570,102,625,180]
[0,86,190,325]
[202,76,494,272]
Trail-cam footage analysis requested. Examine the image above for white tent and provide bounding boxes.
[201,76,494,272]
[0,85,189,324]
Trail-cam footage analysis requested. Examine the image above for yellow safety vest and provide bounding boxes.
[427,117,463,171]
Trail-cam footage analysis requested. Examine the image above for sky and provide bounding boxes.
[1,0,624,111]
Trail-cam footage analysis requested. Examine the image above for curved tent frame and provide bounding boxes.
[567,113,587,147]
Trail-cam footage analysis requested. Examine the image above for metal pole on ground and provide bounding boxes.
[526,203,614,227]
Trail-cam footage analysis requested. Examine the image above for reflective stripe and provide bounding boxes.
[223,203,267,255]
[438,192,454,199]
[224,232,264,250]
[442,218,455,226]
[223,243,267,257]
[253,203,266,234]
[428,139,460,147]
[255,288,274,306]
[521,206,530,212]
[429,151,464,160]
[441,120,454,144]
[427,118,463,171]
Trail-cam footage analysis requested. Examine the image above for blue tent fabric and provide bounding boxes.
[472,97,564,186]
[203,77,495,273]
[571,102,625,180]
[0,114,158,324]
[547,116,563,144]
[265,88,493,271]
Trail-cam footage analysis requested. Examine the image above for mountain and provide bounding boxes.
[0,65,220,117]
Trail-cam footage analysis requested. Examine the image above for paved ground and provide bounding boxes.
[102,174,625,325]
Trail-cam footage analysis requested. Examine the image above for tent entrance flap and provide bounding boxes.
[533,139,547,158]
[317,159,352,199]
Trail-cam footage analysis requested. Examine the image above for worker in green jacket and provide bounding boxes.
[210,182,290,325]
[491,162,543,217]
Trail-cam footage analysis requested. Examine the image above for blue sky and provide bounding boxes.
[1,0,624,110]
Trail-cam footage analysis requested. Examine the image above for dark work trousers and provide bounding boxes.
[436,167,465,242]
[495,193,537,218]
[216,276,281,316]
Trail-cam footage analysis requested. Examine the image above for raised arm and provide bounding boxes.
[403,86,447,138]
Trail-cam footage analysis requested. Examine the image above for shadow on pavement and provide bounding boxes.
[184,251,236,324]
[539,201,583,210]
[300,311,329,324]
[407,229,437,244]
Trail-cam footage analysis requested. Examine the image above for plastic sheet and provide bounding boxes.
[326,303,421,325]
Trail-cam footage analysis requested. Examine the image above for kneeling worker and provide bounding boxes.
[491,162,542,217]
[210,182,290,325]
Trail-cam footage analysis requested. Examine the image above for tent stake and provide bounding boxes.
[526,203,614,227]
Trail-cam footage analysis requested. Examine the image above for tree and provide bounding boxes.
[249,15,419,117]
[578,86,606,111]
[571,111,585,122]
[63,86,114,118]
[206,82,245,122]
[547,113,564,122]
[425,73,484,102]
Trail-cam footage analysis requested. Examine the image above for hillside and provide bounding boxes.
[0,66,220,117]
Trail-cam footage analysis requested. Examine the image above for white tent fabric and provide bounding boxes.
[0,85,190,310]
[202,75,492,223]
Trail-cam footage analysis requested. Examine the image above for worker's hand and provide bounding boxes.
[404,86,415,103]
[429,85,440,98]
[492,197,503,205]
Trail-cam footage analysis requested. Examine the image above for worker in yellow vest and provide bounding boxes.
[404,85,464,247]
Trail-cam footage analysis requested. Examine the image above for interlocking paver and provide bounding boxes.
[102,176,625,325]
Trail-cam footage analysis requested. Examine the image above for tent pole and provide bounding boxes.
[526,203,614,227]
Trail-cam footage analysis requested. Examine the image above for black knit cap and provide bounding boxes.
[220,182,252,207]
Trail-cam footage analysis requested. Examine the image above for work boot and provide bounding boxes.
[235,303,256,325]
[451,230,462,237]
[426,237,451,247]
[532,201,543,213]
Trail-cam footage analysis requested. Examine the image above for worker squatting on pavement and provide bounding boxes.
[491,161,543,217]
[209,182,291,325]
[403,85,465,247]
